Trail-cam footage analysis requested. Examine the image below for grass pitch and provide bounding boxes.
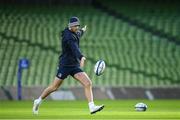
[0,100,180,120]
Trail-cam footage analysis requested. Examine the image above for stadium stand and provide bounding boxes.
[95,0,180,41]
[0,1,179,88]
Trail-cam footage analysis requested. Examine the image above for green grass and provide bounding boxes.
[0,100,180,120]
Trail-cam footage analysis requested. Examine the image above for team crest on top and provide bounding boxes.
[58,73,62,78]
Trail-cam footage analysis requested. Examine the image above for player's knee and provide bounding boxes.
[53,87,58,91]
[84,79,92,88]
[51,85,59,91]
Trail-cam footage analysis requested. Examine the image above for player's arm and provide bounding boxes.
[80,56,86,68]
[77,25,87,38]
[67,38,85,66]
[82,25,87,32]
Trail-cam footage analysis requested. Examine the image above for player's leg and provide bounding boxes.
[40,77,63,99]
[33,77,63,114]
[73,72,104,114]
[74,72,93,102]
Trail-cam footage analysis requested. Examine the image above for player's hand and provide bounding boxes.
[82,25,87,32]
[80,57,86,68]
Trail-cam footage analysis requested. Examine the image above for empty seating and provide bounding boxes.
[0,4,179,88]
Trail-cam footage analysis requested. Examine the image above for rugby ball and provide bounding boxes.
[94,60,105,76]
[135,103,148,111]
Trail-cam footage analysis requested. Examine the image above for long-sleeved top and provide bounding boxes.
[59,28,84,66]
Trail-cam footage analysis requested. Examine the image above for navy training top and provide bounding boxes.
[59,28,84,66]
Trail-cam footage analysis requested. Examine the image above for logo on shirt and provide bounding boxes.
[58,73,62,78]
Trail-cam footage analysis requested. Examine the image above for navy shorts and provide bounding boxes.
[56,65,83,80]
